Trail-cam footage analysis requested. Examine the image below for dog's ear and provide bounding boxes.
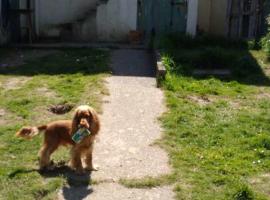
[71,109,80,134]
[88,107,100,135]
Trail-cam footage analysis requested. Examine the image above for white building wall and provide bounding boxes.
[97,0,137,41]
[36,0,137,42]
[37,0,98,38]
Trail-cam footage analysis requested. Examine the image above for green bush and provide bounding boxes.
[196,47,238,69]
[260,33,270,58]
[251,134,270,150]
[157,33,248,50]
[233,185,254,200]
[247,40,257,50]
[163,47,239,70]
[157,33,195,49]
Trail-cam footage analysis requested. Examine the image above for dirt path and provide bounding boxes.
[58,50,172,200]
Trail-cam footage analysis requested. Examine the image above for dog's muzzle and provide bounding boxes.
[79,118,90,129]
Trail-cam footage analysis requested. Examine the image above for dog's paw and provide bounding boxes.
[85,165,99,171]
[39,161,55,172]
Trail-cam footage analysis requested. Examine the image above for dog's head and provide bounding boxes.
[72,105,100,135]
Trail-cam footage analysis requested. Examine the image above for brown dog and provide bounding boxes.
[16,105,100,174]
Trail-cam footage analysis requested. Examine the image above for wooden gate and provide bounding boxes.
[227,0,263,38]
[137,0,187,38]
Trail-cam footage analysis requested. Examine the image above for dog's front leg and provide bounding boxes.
[84,145,98,171]
[69,146,84,174]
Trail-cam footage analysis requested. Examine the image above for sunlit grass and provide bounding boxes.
[159,44,270,199]
[0,48,110,199]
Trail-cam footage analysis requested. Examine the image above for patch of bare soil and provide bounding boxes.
[229,101,242,109]
[30,105,74,125]
[0,49,60,68]
[256,88,270,99]
[249,173,270,196]
[0,108,22,126]
[0,108,6,125]
[36,87,57,98]
[187,95,243,109]
[213,96,242,109]
[0,109,5,116]
[187,95,212,106]
[3,77,32,90]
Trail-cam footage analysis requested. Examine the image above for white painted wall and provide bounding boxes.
[97,0,137,41]
[37,0,98,38]
[39,0,97,27]
[35,0,138,41]
[186,0,198,36]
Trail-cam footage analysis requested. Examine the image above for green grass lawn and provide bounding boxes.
[0,48,110,199]
[158,36,270,199]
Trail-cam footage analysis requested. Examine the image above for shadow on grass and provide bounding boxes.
[159,34,270,87]
[8,162,93,200]
[0,48,110,76]
[39,164,93,200]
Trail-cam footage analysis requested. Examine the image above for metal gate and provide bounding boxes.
[137,0,187,38]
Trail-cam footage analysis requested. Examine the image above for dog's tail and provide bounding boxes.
[15,125,47,140]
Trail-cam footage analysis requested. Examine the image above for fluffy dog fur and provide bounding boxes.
[16,105,100,174]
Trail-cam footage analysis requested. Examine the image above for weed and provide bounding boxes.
[260,33,270,61]
[233,184,255,200]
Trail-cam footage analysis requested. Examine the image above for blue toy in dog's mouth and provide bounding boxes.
[72,128,91,143]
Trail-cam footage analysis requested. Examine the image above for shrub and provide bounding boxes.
[247,40,257,50]
[195,47,238,69]
[260,33,270,59]
[251,134,270,150]
[233,185,255,200]
[157,33,248,50]
[157,33,195,49]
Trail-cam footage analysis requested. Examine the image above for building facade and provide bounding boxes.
[1,0,200,43]
[198,0,268,39]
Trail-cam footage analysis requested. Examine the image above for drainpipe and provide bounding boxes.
[186,0,198,36]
